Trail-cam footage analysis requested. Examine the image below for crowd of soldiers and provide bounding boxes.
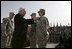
[56,26,71,48]
[47,26,71,48]
[48,28,59,43]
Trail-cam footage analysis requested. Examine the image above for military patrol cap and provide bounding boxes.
[38,9,45,13]
[10,12,15,15]
[38,9,45,15]
[30,13,36,16]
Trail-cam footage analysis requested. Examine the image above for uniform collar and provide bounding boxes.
[40,15,45,18]
[8,17,13,22]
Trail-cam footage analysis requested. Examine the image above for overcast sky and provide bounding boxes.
[1,1,71,26]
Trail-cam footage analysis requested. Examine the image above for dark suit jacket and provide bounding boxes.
[11,13,35,48]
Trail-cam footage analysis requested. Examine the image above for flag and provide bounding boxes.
[60,23,62,31]
[68,23,70,26]
[57,23,59,32]
[48,25,51,33]
[48,22,51,33]
[53,22,56,31]
[60,23,62,27]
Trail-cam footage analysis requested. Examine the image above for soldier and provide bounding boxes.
[50,28,55,43]
[36,9,49,48]
[28,13,37,48]
[1,12,15,48]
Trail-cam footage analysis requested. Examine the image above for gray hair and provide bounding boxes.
[19,8,25,12]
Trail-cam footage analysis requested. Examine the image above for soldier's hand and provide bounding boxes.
[5,34,8,37]
[32,17,39,20]
[36,17,40,20]
[2,33,8,37]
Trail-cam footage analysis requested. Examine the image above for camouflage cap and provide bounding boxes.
[38,9,45,13]
[30,13,36,16]
[10,12,15,15]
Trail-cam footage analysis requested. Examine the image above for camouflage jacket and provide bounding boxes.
[29,23,36,37]
[1,17,14,35]
[36,16,49,38]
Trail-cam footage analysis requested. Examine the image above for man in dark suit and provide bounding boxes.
[11,8,35,48]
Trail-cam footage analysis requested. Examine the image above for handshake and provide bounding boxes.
[32,17,40,21]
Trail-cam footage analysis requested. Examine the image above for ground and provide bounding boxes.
[25,43,59,48]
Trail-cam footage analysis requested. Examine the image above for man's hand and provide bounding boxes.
[28,25,32,32]
[33,17,40,20]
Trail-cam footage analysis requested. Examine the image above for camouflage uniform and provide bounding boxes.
[50,29,54,43]
[1,17,14,48]
[36,9,49,48]
[28,13,37,48]
[36,16,49,48]
[28,24,37,48]
[1,23,7,48]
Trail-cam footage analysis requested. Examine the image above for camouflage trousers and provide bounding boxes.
[36,35,48,48]
[1,36,7,48]
[1,35,12,48]
[29,36,37,48]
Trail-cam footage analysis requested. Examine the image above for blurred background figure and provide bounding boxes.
[1,12,15,48]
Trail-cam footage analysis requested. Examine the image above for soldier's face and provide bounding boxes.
[31,15,36,19]
[38,12,43,17]
[9,14,14,19]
